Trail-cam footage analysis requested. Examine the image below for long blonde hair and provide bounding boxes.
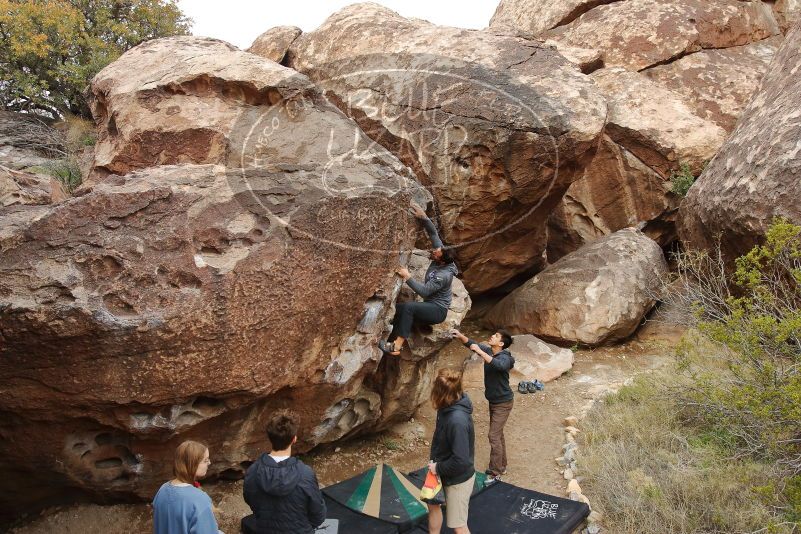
[173,440,207,484]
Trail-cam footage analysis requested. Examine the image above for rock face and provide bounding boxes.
[644,38,782,131]
[489,0,608,37]
[541,0,779,71]
[247,25,302,63]
[0,36,461,521]
[509,334,574,383]
[506,0,786,258]
[678,24,801,259]
[547,67,726,260]
[286,2,608,294]
[89,36,314,180]
[547,135,677,261]
[485,229,668,346]
[0,166,65,206]
[774,0,801,32]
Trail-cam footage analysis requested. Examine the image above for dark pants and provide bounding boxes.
[488,400,513,475]
[389,301,447,340]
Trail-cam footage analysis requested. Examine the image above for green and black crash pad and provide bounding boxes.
[322,463,429,531]
[409,479,591,534]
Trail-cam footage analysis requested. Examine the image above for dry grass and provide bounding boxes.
[580,370,794,534]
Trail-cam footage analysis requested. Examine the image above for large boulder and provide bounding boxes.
[0,35,457,521]
[285,3,608,294]
[644,37,782,131]
[773,0,801,32]
[509,334,575,383]
[89,36,313,180]
[489,0,606,37]
[678,24,801,259]
[247,26,302,63]
[485,229,668,346]
[0,166,65,206]
[546,68,725,259]
[541,0,779,71]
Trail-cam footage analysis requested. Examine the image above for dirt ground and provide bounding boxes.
[9,320,681,534]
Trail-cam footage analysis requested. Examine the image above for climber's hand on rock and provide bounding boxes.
[409,201,427,219]
[469,343,481,352]
[396,267,411,280]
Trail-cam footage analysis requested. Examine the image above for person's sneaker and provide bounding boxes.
[485,474,502,484]
[517,381,530,394]
[378,340,399,355]
[526,381,538,393]
[534,379,545,391]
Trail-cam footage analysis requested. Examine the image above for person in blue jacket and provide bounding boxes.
[379,202,458,356]
[153,440,222,534]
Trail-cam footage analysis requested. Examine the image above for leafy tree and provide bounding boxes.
[0,0,191,119]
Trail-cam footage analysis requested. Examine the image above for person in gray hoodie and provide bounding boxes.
[242,411,326,534]
[379,202,458,356]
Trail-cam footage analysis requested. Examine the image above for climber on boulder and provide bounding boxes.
[379,202,458,356]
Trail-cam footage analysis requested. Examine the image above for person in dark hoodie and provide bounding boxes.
[379,202,458,356]
[242,410,326,534]
[452,329,515,481]
[427,367,475,534]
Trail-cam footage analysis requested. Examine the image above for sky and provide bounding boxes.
[176,0,499,50]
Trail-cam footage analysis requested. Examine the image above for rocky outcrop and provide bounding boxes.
[0,166,65,206]
[286,2,608,294]
[542,0,779,71]
[678,24,801,259]
[0,35,460,521]
[485,229,668,346]
[547,135,677,261]
[774,0,801,32]
[644,37,782,131]
[515,0,786,258]
[88,36,317,180]
[489,0,611,38]
[592,68,725,178]
[546,68,725,260]
[509,334,575,383]
[247,25,302,63]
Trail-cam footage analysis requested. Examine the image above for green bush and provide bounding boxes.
[654,218,801,527]
[29,158,81,193]
[670,162,696,197]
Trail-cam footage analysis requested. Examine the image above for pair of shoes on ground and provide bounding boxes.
[517,379,544,394]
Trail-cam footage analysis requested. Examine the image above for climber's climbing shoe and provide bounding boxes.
[378,340,400,356]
